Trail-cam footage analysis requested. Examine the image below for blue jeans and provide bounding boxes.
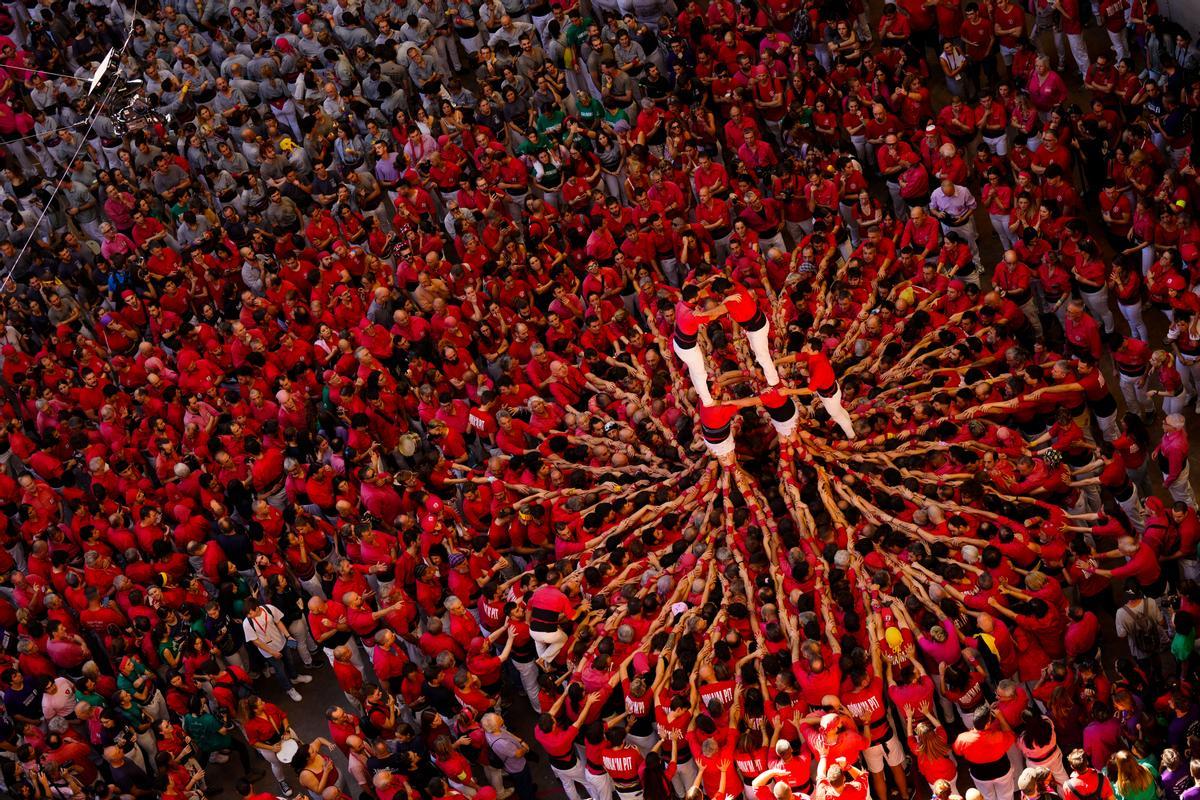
[264,644,298,694]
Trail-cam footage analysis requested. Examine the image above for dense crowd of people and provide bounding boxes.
[6,0,1200,798]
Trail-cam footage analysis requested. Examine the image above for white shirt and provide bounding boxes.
[242,604,288,656]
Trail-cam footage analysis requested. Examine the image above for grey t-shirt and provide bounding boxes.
[63,181,99,223]
[485,730,527,773]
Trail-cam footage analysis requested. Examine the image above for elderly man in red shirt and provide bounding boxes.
[1151,414,1196,508]
[1063,300,1103,360]
[900,206,942,262]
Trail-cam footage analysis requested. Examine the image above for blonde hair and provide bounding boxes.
[1112,751,1154,795]
[914,722,951,761]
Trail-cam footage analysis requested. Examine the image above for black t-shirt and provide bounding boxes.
[423,679,458,718]
[107,759,153,793]
[270,585,307,624]
[3,686,40,721]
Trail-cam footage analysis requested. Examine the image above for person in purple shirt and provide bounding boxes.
[1161,749,1192,800]
[1179,759,1200,800]
[372,140,402,202]
[1166,692,1200,752]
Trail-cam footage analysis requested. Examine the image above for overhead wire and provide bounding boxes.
[0,0,143,292]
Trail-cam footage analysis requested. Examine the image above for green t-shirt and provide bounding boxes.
[536,109,566,139]
[604,107,630,128]
[1171,630,1195,663]
[564,17,593,48]
[577,97,603,126]
[116,662,151,696]
[516,134,551,157]
[184,712,233,753]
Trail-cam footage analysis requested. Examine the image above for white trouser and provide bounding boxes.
[989,212,1014,251]
[850,134,867,163]
[673,340,714,406]
[257,746,289,785]
[531,627,568,662]
[1177,356,1200,402]
[269,99,303,138]
[1163,390,1188,416]
[1182,558,1200,583]
[1120,300,1149,341]
[1119,373,1152,415]
[673,760,699,796]
[551,758,588,800]
[1118,485,1146,533]
[983,133,1009,157]
[78,218,104,243]
[222,649,249,675]
[627,731,657,755]
[1066,32,1090,76]
[1097,409,1119,442]
[972,768,1015,800]
[744,322,780,385]
[287,619,315,667]
[758,232,785,253]
[512,658,542,712]
[124,743,148,773]
[1026,749,1069,787]
[457,31,482,53]
[601,171,625,204]
[136,729,158,768]
[145,689,169,722]
[942,219,980,264]
[886,180,905,218]
[659,256,680,288]
[1080,287,1116,333]
[431,34,461,70]
[1108,28,1128,60]
[583,770,614,800]
[770,411,799,438]
[299,574,326,599]
[1166,463,1198,508]
[705,434,736,458]
[1019,297,1043,339]
[819,387,856,439]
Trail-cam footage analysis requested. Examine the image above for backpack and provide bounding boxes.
[791,6,811,45]
[1066,776,1107,800]
[1126,604,1167,655]
[1157,521,1181,558]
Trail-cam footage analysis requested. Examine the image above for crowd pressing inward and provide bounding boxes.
[10,0,1200,798]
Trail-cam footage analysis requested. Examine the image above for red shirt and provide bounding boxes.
[953,727,1016,764]
[723,284,760,323]
[960,16,994,60]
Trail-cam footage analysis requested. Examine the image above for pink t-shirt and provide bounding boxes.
[917,618,962,665]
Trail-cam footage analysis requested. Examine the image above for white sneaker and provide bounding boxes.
[287,688,302,702]
[293,674,313,684]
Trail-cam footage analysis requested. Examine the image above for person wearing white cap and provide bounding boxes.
[1154,413,1196,507]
